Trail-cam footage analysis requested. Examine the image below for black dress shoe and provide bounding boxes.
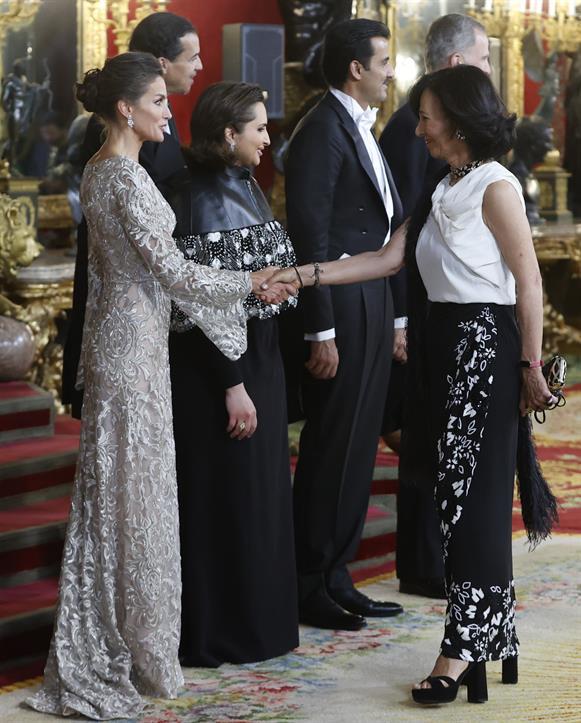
[299,587,367,631]
[330,587,403,618]
[399,578,447,600]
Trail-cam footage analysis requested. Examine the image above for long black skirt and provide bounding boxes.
[169,316,299,667]
[426,303,520,662]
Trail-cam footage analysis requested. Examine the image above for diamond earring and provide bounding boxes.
[455,129,466,141]
[229,141,236,153]
[127,114,135,129]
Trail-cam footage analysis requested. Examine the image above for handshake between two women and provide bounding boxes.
[251,220,408,303]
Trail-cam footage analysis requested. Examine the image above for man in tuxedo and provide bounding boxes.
[61,12,202,417]
[285,18,404,630]
[379,13,490,600]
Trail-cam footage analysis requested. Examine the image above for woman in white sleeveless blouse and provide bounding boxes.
[269,66,556,709]
[25,53,292,720]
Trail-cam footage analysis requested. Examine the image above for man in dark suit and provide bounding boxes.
[379,13,490,600]
[61,12,202,417]
[285,18,405,630]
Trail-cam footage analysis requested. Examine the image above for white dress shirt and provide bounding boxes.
[305,89,401,342]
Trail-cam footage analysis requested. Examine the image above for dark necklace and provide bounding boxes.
[449,159,485,181]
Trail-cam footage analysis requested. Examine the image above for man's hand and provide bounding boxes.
[305,339,339,380]
[225,383,257,439]
[393,327,407,363]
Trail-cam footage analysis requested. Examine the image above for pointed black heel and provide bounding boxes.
[502,655,518,684]
[411,661,488,705]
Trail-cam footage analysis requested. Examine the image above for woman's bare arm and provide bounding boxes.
[265,221,408,289]
[482,180,554,414]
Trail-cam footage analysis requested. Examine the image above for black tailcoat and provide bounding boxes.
[283,91,403,600]
[379,101,446,585]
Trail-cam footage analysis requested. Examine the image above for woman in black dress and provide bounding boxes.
[168,82,299,667]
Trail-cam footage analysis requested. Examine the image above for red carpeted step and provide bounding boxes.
[0,398,78,682]
[0,578,58,621]
[0,382,55,444]
[0,430,79,502]
[0,538,64,579]
[0,496,69,587]
[0,578,58,664]
[0,496,70,534]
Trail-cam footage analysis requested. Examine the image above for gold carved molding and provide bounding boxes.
[0,192,42,281]
[469,4,525,116]
[1,250,75,410]
[0,1,42,44]
[532,223,581,354]
[78,0,108,78]
[38,194,74,230]
[0,192,72,408]
[82,0,169,56]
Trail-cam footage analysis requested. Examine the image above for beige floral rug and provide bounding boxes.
[1,534,579,722]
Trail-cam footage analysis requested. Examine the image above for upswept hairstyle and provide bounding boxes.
[129,12,196,61]
[321,18,390,89]
[76,52,163,122]
[188,81,265,170]
[409,65,516,160]
[425,13,486,72]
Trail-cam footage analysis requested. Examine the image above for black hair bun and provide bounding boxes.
[76,68,101,113]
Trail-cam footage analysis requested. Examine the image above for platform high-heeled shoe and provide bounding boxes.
[411,661,488,705]
[502,655,518,684]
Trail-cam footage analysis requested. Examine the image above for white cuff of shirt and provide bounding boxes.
[304,328,336,342]
[394,317,408,329]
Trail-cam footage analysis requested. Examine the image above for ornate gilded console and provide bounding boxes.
[532,222,581,354]
[0,178,74,407]
[0,1,167,406]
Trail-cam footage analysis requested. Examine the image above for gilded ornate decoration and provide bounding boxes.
[0,192,41,280]
[470,1,581,116]
[468,2,525,116]
[83,0,169,54]
[534,149,573,223]
[1,250,75,412]
[0,1,42,43]
[78,0,108,78]
[532,223,581,354]
[0,189,73,409]
[38,194,74,230]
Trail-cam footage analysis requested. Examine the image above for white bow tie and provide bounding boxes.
[357,107,378,132]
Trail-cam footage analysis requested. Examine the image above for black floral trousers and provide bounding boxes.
[427,303,520,662]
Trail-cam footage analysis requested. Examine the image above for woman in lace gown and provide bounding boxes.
[25,53,289,720]
[168,82,299,667]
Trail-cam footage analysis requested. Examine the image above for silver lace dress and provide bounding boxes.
[25,157,251,720]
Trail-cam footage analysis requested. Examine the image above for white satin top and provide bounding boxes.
[416,161,525,305]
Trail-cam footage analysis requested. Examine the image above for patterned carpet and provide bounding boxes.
[1,388,579,722]
[526,383,581,534]
[0,536,579,722]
